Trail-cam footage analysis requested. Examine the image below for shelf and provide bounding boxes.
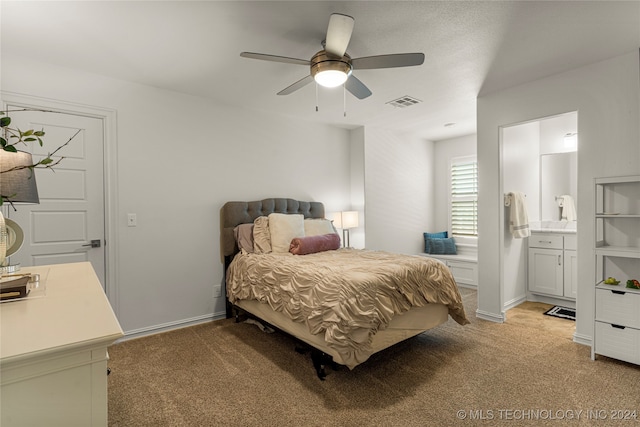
[593,175,640,365]
[595,175,640,185]
[595,245,640,258]
[596,281,640,295]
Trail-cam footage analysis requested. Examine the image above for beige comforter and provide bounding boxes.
[227,248,469,367]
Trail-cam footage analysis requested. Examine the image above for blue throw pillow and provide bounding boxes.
[423,231,448,253]
[426,237,457,255]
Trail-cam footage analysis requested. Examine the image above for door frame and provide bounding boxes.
[1,91,120,315]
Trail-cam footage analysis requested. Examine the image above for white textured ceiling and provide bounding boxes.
[2,1,639,141]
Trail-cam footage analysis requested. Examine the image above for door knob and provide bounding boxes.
[83,239,101,248]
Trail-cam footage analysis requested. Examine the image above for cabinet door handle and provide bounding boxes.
[558,255,561,265]
[611,290,626,295]
[611,324,626,330]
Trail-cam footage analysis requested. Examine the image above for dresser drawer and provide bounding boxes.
[595,288,640,328]
[529,234,563,249]
[594,321,640,365]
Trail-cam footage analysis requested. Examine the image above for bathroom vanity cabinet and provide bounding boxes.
[528,232,577,300]
[592,175,640,365]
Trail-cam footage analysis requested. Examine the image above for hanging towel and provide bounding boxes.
[559,194,577,221]
[506,192,530,238]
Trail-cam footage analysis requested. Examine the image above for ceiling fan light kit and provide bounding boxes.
[311,51,352,88]
[240,13,425,103]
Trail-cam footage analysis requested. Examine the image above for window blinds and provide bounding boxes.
[451,160,478,236]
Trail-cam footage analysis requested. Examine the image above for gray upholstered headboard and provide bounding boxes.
[220,198,325,260]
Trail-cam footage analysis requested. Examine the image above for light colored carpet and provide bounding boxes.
[107,289,640,426]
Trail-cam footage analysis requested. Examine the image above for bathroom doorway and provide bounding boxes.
[500,111,578,316]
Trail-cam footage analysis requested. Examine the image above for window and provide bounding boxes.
[450,157,478,237]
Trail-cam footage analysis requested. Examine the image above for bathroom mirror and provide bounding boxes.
[540,152,577,220]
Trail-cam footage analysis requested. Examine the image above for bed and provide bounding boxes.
[221,198,469,378]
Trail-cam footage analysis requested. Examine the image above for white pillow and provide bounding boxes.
[268,213,305,253]
[304,218,337,236]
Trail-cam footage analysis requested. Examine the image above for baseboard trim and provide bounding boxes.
[503,295,527,311]
[117,311,226,342]
[476,309,505,323]
[572,332,592,347]
[527,293,576,309]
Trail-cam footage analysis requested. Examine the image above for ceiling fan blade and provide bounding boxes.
[325,13,354,57]
[240,52,310,66]
[345,75,372,100]
[352,53,425,70]
[277,75,314,95]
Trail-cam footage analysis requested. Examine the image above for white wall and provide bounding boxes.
[477,50,640,346]
[348,127,366,249]
[502,121,540,308]
[363,128,435,254]
[2,54,354,335]
[540,112,578,155]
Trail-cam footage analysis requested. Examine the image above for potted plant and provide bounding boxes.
[1,109,77,207]
[0,109,77,269]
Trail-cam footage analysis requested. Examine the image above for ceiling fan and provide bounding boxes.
[240,13,425,100]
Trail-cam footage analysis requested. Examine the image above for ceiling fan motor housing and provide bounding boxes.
[311,50,353,82]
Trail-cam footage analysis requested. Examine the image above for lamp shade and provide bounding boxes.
[341,211,359,229]
[0,150,40,204]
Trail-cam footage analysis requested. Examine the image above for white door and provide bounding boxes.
[5,107,106,288]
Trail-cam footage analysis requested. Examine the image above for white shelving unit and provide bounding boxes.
[592,175,640,364]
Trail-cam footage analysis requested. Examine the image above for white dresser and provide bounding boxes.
[0,262,123,427]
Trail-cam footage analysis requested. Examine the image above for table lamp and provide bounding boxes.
[334,210,358,248]
[0,150,40,273]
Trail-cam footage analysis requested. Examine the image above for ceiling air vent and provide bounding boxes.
[386,95,422,108]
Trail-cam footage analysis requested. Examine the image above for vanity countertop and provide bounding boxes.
[531,228,576,234]
[529,220,576,234]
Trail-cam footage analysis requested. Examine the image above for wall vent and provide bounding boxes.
[386,95,422,108]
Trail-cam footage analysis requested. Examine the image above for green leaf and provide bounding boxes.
[24,137,37,142]
[0,116,10,127]
[22,129,33,136]
[37,137,44,146]
[0,137,6,147]
[40,158,53,165]
[34,131,45,137]
[3,145,18,153]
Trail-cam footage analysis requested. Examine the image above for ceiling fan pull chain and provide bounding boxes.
[343,84,347,117]
[315,83,319,112]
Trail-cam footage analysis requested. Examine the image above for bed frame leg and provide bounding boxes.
[311,350,330,380]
